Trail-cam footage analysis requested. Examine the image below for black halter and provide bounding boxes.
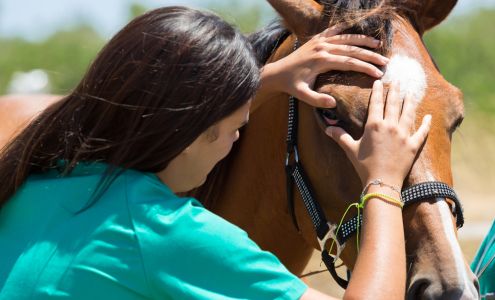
[285,95,465,289]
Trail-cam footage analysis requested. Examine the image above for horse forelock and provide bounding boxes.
[249,0,405,65]
[318,0,395,53]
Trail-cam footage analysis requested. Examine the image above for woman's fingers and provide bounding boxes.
[321,24,347,38]
[326,34,381,49]
[319,43,388,66]
[296,84,336,108]
[325,126,357,155]
[399,93,419,130]
[324,55,384,78]
[384,82,403,123]
[367,80,385,123]
[411,114,432,148]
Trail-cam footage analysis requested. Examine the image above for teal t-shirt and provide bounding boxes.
[0,162,307,299]
[472,220,495,299]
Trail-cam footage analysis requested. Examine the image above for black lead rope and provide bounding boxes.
[285,94,465,289]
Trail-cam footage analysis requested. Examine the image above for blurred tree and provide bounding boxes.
[130,3,148,20]
[206,0,264,33]
[0,25,104,94]
[1,3,493,121]
[425,9,495,115]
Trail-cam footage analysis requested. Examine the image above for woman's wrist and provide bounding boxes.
[363,174,403,190]
[260,62,282,93]
[362,177,402,191]
[362,176,403,199]
[252,62,287,113]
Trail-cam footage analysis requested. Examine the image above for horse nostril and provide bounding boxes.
[473,277,480,293]
[408,278,474,300]
[407,278,430,300]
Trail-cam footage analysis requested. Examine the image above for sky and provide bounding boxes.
[0,0,494,41]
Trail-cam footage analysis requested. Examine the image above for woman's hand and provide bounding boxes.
[259,26,389,109]
[325,80,431,188]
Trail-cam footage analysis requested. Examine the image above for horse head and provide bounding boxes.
[265,0,478,298]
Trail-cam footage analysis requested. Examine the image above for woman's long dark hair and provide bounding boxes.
[0,6,260,209]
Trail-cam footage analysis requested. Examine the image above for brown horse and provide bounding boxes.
[0,94,60,149]
[0,1,479,298]
[193,0,478,298]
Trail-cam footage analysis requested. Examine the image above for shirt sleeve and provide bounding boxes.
[131,197,307,300]
[471,220,495,295]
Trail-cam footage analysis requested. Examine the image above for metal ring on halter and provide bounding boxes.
[318,223,346,262]
[285,145,300,166]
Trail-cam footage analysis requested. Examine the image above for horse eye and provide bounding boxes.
[321,109,338,120]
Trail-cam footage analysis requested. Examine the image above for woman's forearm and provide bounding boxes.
[251,63,283,113]
[344,185,406,299]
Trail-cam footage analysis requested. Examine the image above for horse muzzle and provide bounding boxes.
[407,272,480,300]
[404,198,480,300]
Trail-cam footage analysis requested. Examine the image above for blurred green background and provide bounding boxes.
[0,1,493,115]
[424,9,495,115]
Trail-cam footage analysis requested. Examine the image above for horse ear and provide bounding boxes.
[266,0,324,37]
[398,0,458,34]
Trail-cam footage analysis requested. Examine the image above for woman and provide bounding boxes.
[0,6,430,299]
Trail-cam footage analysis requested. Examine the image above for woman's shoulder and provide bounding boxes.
[122,169,306,300]
[122,168,255,255]
[122,168,222,241]
[124,167,234,237]
[122,168,202,208]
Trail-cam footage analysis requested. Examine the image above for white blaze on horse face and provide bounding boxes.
[382,54,427,102]
[423,173,478,297]
[437,200,479,296]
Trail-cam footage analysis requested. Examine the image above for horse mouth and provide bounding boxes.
[316,108,339,127]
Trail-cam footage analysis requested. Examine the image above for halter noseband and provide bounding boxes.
[285,78,464,289]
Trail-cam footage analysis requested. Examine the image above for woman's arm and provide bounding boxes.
[299,81,431,299]
[327,81,431,299]
[252,26,389,113]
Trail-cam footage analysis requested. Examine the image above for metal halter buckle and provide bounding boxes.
[318,222,346,263]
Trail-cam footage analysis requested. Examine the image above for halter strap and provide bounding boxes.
[339,181,465,242]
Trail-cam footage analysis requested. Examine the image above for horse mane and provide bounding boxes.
[188,0,398,208]
[248,20,291,65]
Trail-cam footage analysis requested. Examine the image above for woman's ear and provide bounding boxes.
[396,0,458,35]
[204,125,219,143]
[267,0,324,38]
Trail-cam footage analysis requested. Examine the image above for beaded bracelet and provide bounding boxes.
[360,192,404,209]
